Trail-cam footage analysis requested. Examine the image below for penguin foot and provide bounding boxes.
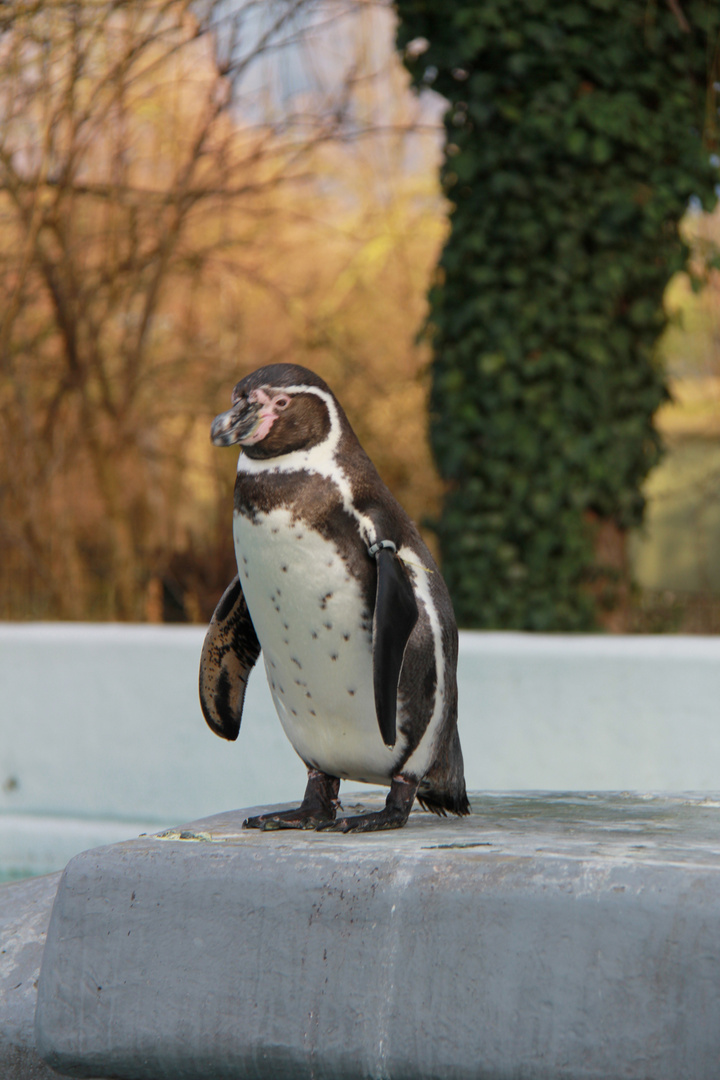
[243,768,340,831]
[244,807,328,831]
[317,775,418,834]
[317,809,405,833]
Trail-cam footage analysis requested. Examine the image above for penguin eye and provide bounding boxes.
[275,395,290,410]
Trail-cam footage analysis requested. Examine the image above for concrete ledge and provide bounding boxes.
[0,873,68,1080]
[0,815,172,883]
[34,793,720,1080]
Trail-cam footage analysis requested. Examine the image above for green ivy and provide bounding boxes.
[396,0,719,629]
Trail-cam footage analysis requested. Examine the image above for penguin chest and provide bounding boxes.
[233,506,404,783]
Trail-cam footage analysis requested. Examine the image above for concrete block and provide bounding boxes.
[0,815,173,883]
[34,792,720,1080]
[0,873,69,1080]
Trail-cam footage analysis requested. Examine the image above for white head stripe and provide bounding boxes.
[236,383,376,545]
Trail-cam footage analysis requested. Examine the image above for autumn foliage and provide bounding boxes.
[0,0,446,622]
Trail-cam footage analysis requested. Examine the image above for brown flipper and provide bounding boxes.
[372,548,418,748]
[199,576,261,741]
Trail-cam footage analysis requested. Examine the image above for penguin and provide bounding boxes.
[199,363,469,832]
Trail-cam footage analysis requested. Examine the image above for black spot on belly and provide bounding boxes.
[269,659,276,669]
[278,684,285,694]
[306,691,312,699]
[330,652,338,661]
[283,638,289,646]
[291,707,297,716]
[324,621,333,631]
[242,556,248,565]
[274,605,281,613]
[291,656,302,669]
[283,621,289,630]
[311,630,318,640]
[347,688,356,696]
[319,592,333,610]
[342,633,350,642]
[281,565,288,573]
[276,587,282,596]
[309,709,317,717]
[271,527,279,535]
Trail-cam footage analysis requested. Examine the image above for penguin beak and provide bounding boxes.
[210,399,263,447]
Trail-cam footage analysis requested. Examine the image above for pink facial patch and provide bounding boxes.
[240,411,277,445]
[239,388,284,446]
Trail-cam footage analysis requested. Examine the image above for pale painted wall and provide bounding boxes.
[1,624,719,874]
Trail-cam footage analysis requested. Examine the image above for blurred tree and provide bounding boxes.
[627,200,720,630]
[396,0,720,630]
[0,0,446,621]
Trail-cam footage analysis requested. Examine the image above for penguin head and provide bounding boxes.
[211,364,338,459]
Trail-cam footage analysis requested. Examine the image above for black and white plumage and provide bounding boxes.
[199,364,469,832]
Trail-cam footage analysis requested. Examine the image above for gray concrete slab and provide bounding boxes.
[0,872,70,1079]
[0,814,175,883]
[34,792,720,1080]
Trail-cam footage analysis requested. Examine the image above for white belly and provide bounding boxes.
[233,507,405,783]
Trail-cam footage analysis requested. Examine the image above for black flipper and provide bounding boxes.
[372,547,418,748]
[199,576,261,741]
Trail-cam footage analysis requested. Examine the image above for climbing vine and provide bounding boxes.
[396,0,719,629]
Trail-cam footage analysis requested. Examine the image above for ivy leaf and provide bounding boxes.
[396,0,720,630]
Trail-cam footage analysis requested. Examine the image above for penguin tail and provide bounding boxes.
[417,787,471,818]
[417,723,471,817]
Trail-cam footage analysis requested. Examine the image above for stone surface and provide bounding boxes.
[0,872,70,1079]
[0,815,171,883]
[34,792,720,1080]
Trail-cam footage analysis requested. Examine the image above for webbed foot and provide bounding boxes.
[244,806,328,831]
[317,775,418,833]
[243,768,340,831]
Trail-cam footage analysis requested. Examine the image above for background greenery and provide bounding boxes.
[2,0,720,629]
[396,0,719,629]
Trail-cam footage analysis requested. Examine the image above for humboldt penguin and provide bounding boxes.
[199,363,469,832]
